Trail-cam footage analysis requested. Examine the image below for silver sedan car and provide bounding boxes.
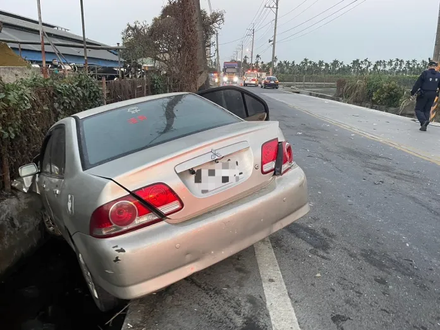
[17,86,309,312]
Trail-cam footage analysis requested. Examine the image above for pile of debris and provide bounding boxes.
[0,42,27,67]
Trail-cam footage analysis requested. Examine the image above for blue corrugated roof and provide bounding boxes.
[14,49,121,68]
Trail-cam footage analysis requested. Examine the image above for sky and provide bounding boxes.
[2,0,439,65]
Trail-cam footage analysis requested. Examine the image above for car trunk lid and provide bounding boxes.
[87,121,283,223]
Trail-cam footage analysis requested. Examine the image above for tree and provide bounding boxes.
[121,0,224,92]
[255,54,261,69]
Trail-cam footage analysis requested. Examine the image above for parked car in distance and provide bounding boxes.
[15,86,309,312]
[262,76,279,89]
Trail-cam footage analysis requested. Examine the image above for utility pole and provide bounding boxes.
[248,24,255,69]
[117,42,121,78]
[208,0,221,86]
[433,2,440,62]
[265,0,279,76]
[80,0,88,72]
[241,41,244,76]
[215,32,221,86]
[36,0,47,78]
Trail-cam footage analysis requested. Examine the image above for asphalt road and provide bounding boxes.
[123,87,440,330]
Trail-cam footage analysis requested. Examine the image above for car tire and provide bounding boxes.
[276,87,279,89]
[77,252,122,312]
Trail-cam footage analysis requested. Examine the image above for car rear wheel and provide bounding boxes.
[78,253,122,312]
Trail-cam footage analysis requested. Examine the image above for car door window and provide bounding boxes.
[41,136,53,175]
[50,128,66,177]
[245,94,266,117]
[40,127,66,177]
[201,89,247,118]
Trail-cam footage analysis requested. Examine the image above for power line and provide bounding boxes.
[255,23,274,44]
[278,0,365,43]
[278,0,309,19]
[220,37,245,46]
[277,0,344,36]
[279,0,367,43]
[248,0,268,29]
[278,0,320,28]
[219,0,267,48]
[261,44,272,56]
[254,10,271,31]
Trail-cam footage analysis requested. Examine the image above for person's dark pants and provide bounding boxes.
[415,91,436,126]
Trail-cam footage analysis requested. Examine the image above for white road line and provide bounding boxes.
[254,238,301,330]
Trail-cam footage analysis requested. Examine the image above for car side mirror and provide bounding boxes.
[197,86,270,121]
[19,163,39,177]
[12,163,39,193]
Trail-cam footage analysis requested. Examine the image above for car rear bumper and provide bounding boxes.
[72,165,309,300]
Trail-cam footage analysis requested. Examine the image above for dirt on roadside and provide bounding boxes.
[0,42,28,66]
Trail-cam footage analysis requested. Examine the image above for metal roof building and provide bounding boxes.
[0,10,121,67]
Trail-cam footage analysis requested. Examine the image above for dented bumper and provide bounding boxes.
[72,166,309,300]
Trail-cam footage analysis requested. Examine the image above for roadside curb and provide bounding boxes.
[280,86,440,127]
[278,100,440,166]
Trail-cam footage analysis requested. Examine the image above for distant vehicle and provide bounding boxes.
[15,86,309,312]
[243,70,259,87]
[258,72,267,85]
[262,76,279,89]
[222,62,239,85]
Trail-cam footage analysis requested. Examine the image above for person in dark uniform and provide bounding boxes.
[411,60,440,131]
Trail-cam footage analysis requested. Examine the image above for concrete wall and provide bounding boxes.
[0,192,45,277]
[0,66,42,84]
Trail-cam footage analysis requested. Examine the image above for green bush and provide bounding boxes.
[341,75,406,108]
[0,74,103,191]
[150,73,167,94]
[343,78,368,105]
[372,81,405,108]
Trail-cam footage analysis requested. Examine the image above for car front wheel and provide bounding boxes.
[78,253,122,312]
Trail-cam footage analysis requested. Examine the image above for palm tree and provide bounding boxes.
[255,54,261,69]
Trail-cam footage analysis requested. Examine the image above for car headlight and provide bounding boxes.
[233,76,238,82]
[223,77,228,82]
[215,78,218,82]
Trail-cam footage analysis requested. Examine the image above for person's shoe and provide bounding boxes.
[420,121,429,131]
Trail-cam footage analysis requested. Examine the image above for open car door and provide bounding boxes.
[197,86,270,121]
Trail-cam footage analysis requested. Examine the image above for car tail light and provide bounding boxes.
[261,139,278,174]
[90,183,183,238]
[281,141,294,174]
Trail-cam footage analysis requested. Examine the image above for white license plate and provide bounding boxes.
[194,159,244,194]
[270,81,274,84]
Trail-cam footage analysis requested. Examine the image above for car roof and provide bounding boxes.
[73,92,189,119]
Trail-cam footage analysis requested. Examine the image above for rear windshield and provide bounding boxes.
[79,94,241,168]
[245,73,257,78]
[267,76,277,81]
